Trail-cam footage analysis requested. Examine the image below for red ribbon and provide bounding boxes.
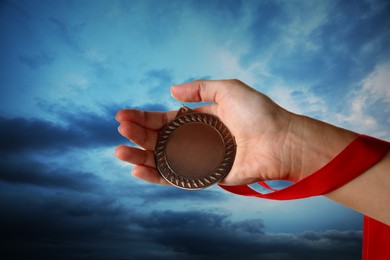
[219,135,390,259]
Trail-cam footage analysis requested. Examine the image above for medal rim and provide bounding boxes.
[154,109,236,190]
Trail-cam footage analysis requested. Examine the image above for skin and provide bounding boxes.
[115,79,390,225]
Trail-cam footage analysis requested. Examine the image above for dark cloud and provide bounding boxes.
[0,100,173,154]
[131,185,226,204]
[0,97,222,203]
[0,183,144,259]
[0,148,362,260]
[0,105,127,154]
[135,210,361,260]
[0,193,362,260]
[0,116,87,153]
[0,151,224,206]
[0,155,101,192]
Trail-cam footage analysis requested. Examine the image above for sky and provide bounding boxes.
[1,0,389,259]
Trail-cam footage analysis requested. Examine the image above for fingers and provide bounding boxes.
[115,145,155,168]
[116,109,177,130]
[132,165,171,186]
[170,79,236,103]
[118,121,157,150]
[115,145,171,186]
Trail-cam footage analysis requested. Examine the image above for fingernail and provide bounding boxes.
[115,110,123,122]
[170,85,178,98]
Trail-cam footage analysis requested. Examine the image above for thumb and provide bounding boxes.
[170,80,228,103]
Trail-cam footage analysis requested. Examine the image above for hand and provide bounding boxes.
[115,79,356,186]
[116,79,297,186]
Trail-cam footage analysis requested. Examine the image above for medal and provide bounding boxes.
[154,105,236,190]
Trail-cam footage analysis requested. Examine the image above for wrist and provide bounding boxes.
[286,113,358,182]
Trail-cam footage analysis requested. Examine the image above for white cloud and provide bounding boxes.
[210,48,257,85]
[362,61,390,99]
[332,61,390,139]
[265,84,329,117]
[250,59,389,140]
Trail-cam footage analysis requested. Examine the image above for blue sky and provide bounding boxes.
[1,0,389,259]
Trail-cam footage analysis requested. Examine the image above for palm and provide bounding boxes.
[211,84,291,185]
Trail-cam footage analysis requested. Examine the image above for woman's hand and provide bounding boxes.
[115,79,357,186]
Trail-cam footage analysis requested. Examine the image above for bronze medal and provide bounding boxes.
[154,106,236,190]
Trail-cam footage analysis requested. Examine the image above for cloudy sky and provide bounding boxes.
[1,0,389,259]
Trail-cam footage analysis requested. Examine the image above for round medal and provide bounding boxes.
[154,106,236,190]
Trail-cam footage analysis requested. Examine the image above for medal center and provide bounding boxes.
[165,122,225,178]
